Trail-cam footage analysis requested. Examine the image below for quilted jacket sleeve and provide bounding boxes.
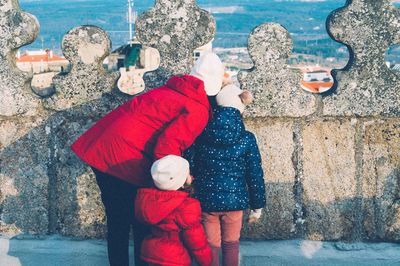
[183,142,197,176]
[244,132,267,210]
[176,199,212,266]
[154,107,209,160]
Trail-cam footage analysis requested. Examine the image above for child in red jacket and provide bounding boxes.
[135,155,212,266]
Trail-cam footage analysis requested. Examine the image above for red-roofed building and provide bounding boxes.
[295,66,334,94]
[17,49,69,73]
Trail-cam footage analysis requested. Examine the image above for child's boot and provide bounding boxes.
[222,241,239,266]
[211,246,221,266]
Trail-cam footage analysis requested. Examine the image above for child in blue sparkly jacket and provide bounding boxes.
[187,84,266,266]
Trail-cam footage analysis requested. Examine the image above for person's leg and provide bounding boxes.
[93,168,137,266]
[210,246,221,266]
[202,212,222,266]
[220,211,243,266]
[131,210,151,266]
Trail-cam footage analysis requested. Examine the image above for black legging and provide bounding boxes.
[92,168,150,266]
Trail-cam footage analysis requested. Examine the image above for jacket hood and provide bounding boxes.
[199,107,245,146]
[166,75,210,110]
[135,188,189,225]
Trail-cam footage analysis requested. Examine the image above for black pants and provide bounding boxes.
[93,168,150,266]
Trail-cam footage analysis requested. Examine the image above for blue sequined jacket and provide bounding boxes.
[187,107,266,212]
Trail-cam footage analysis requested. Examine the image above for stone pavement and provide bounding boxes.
[1,236,400,266]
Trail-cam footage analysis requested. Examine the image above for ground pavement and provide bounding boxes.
[1,235,400,266]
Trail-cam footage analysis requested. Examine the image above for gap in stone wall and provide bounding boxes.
[385,1,400,76]
[288,0,349,95]
[110,44,160,96]
[392,0,400,8]
[386,44,400,75]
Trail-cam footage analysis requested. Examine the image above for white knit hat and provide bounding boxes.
[216,84,253,113]
[151,155,190,191]
[190,53,225,96]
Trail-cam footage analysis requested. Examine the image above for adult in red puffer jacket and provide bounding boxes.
[72,74,210,186]
[70,53,224,266]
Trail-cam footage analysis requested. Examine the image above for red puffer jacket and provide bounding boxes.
[70,75,210,186]
[135,188,212,266]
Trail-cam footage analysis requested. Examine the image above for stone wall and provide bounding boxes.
[0,0,399,242]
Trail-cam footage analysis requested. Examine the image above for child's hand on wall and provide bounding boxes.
[248,209,262,223]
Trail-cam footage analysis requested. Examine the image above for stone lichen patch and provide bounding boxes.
[238,23,317,118]
[323,0,400,116]
[44,26,119,111]
[0,0,40,116]
[136,0,216,89]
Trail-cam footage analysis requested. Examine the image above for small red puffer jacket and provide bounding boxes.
[135,188,212,266]
[70,75,210,186]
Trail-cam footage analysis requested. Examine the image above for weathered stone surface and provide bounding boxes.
[0,84,127,238]
[362,120,400,242]
[323,0,400,116]
[242,119,297,239]
[239,23,317,118]
[136,0,216,89]
[0,0,400,245]
[49,94,126,238]
[0,117,46,150]
[0,122,49,234]
[302,120,358,241]
[45,26,119,111]
[0,0,40,116]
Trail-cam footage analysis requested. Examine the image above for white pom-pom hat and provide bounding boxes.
[151,155,190,191]
[190,53,225,96]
